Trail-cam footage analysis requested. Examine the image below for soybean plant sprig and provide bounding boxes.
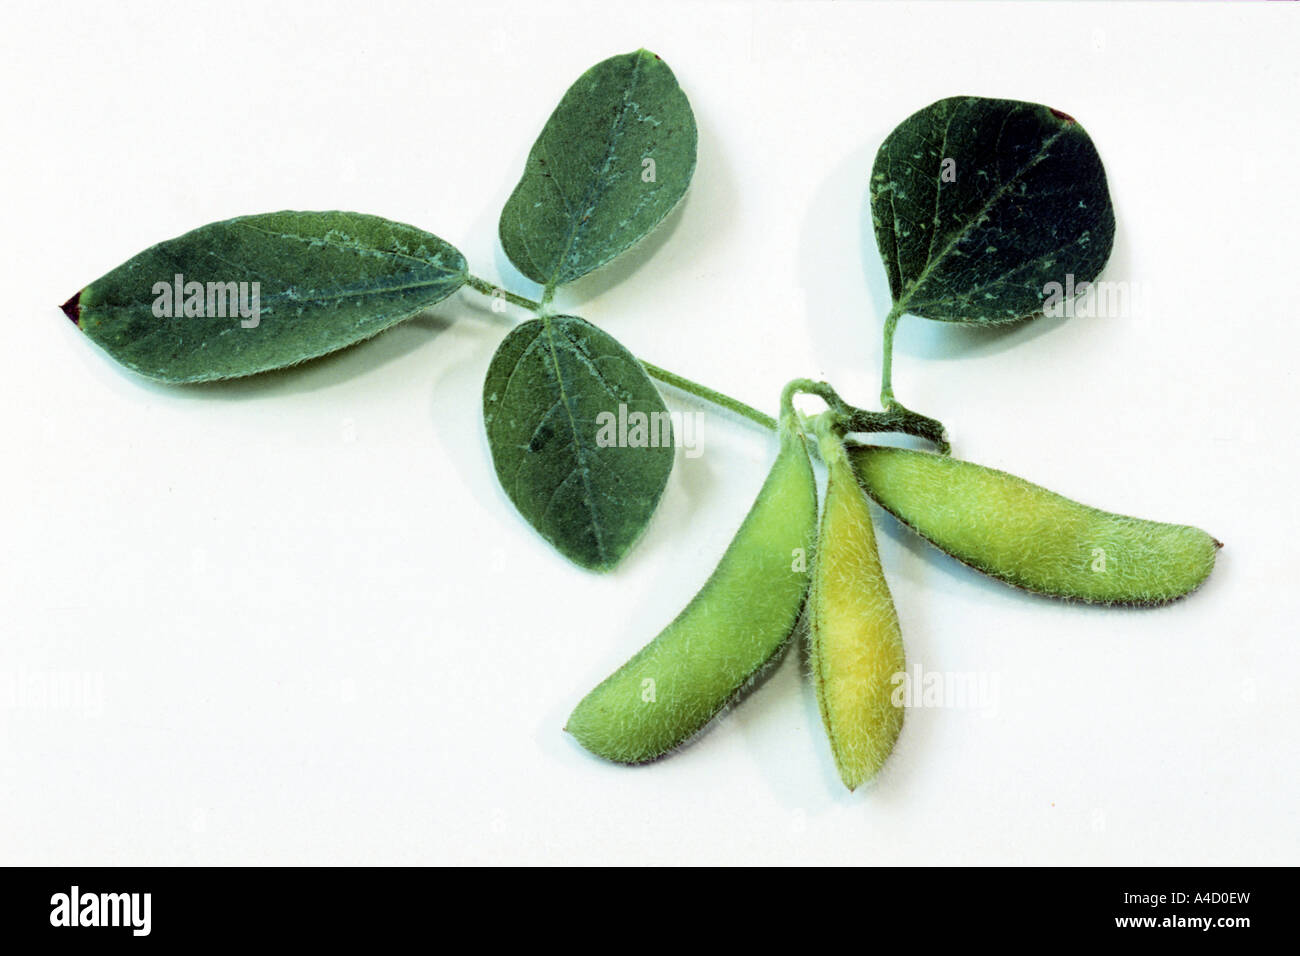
[62,49,968,577]
[56,47,1227,790]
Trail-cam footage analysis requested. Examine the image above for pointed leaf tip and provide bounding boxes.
[60,291,81,326]
[61,212,466,383]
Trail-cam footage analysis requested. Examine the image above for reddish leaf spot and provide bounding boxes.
[1049,107,1076,124]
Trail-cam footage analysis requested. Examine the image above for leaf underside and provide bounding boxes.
[69,210,467,383]
[483,314,673,570]
[499,49,698,290]
[871,96,1115,325]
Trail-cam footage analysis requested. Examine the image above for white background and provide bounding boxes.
[2,0,1297,865]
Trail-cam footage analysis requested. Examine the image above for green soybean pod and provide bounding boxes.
[847,444,1221,606]
[566,417,818,764]
[810,436,905,790]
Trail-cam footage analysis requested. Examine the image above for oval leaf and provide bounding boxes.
[63,211,467,382]
[870,96,1115,325]
[483,314,673,571]
[499,49,698,290]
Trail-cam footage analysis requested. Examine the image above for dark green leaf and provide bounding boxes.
[64,211,467,382]
[483,314,674,571]
[870,96,1115,325]
[499,49,697,290]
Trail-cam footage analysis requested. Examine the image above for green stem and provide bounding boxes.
[872,304,950,453]
[463,278,778,431]
[465,275,544,312]
[808,409,850,465]
[880,302,904,407]
[845,405,949,455]
[783,377,948,454]
[640,360,778,432]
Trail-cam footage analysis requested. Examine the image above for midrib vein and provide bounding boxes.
[545,54,644,288]
[540,317,607,560]
[896,123,1069,314]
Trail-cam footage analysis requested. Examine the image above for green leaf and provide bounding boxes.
[483,314,674,571]
[63,211,467,383]
[499,49,698,290]
[870,96,1115,325]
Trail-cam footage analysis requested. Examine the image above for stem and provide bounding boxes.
[845,405,949,455]
[640,360,778,432]
[465,275,543,312]
[880,302,904,407]
[463,277,776,431]
[874,304,951,453]
[808,410,850,466]
[783,377,949,455]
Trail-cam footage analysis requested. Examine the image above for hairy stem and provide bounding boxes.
[845,404,949,455]
[880,302,904,407]
[465,275,544,312]
[784,377,949,454]
[465,275,778,431]
[641,360,778,432]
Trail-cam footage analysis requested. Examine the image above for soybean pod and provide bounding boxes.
[810,429,906,790]
[566,411,818,764]
[848,444,1220,606]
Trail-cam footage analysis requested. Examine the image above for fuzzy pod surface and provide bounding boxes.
[848,444,1220,606]
[566,418,818,764]
[810,438,906,790]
